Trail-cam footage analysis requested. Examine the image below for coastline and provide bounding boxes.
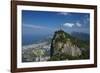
[22,41,50,50]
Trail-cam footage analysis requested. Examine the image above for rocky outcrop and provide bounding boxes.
[50,30,82,57]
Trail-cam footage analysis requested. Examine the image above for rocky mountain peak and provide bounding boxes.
[50,30,82,59]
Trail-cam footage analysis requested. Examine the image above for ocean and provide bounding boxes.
[22,34,52,46]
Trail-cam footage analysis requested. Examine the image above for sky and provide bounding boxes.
[22,10,90,34]
[22,10,90,37]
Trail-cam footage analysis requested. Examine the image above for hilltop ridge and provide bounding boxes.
[50,30,89,61]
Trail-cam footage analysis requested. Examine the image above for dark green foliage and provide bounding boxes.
[79,49,90,59]
[49,50,90,61]
[49,53,80,61]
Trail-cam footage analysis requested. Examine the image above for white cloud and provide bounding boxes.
[23,24,54,33]
[58,12,70,16]
[63,23,74,27]
[23,24,45,29]
[76,22,82,27]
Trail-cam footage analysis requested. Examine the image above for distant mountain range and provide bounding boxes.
[71,32,90,41]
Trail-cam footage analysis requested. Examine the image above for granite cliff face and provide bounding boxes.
[50,30,89,60]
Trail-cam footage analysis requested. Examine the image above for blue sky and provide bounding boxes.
[22,10,90,36]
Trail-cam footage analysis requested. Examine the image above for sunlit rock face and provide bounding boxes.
[50,30,82,57]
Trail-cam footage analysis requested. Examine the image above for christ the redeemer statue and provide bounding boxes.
[59,24,63,30]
